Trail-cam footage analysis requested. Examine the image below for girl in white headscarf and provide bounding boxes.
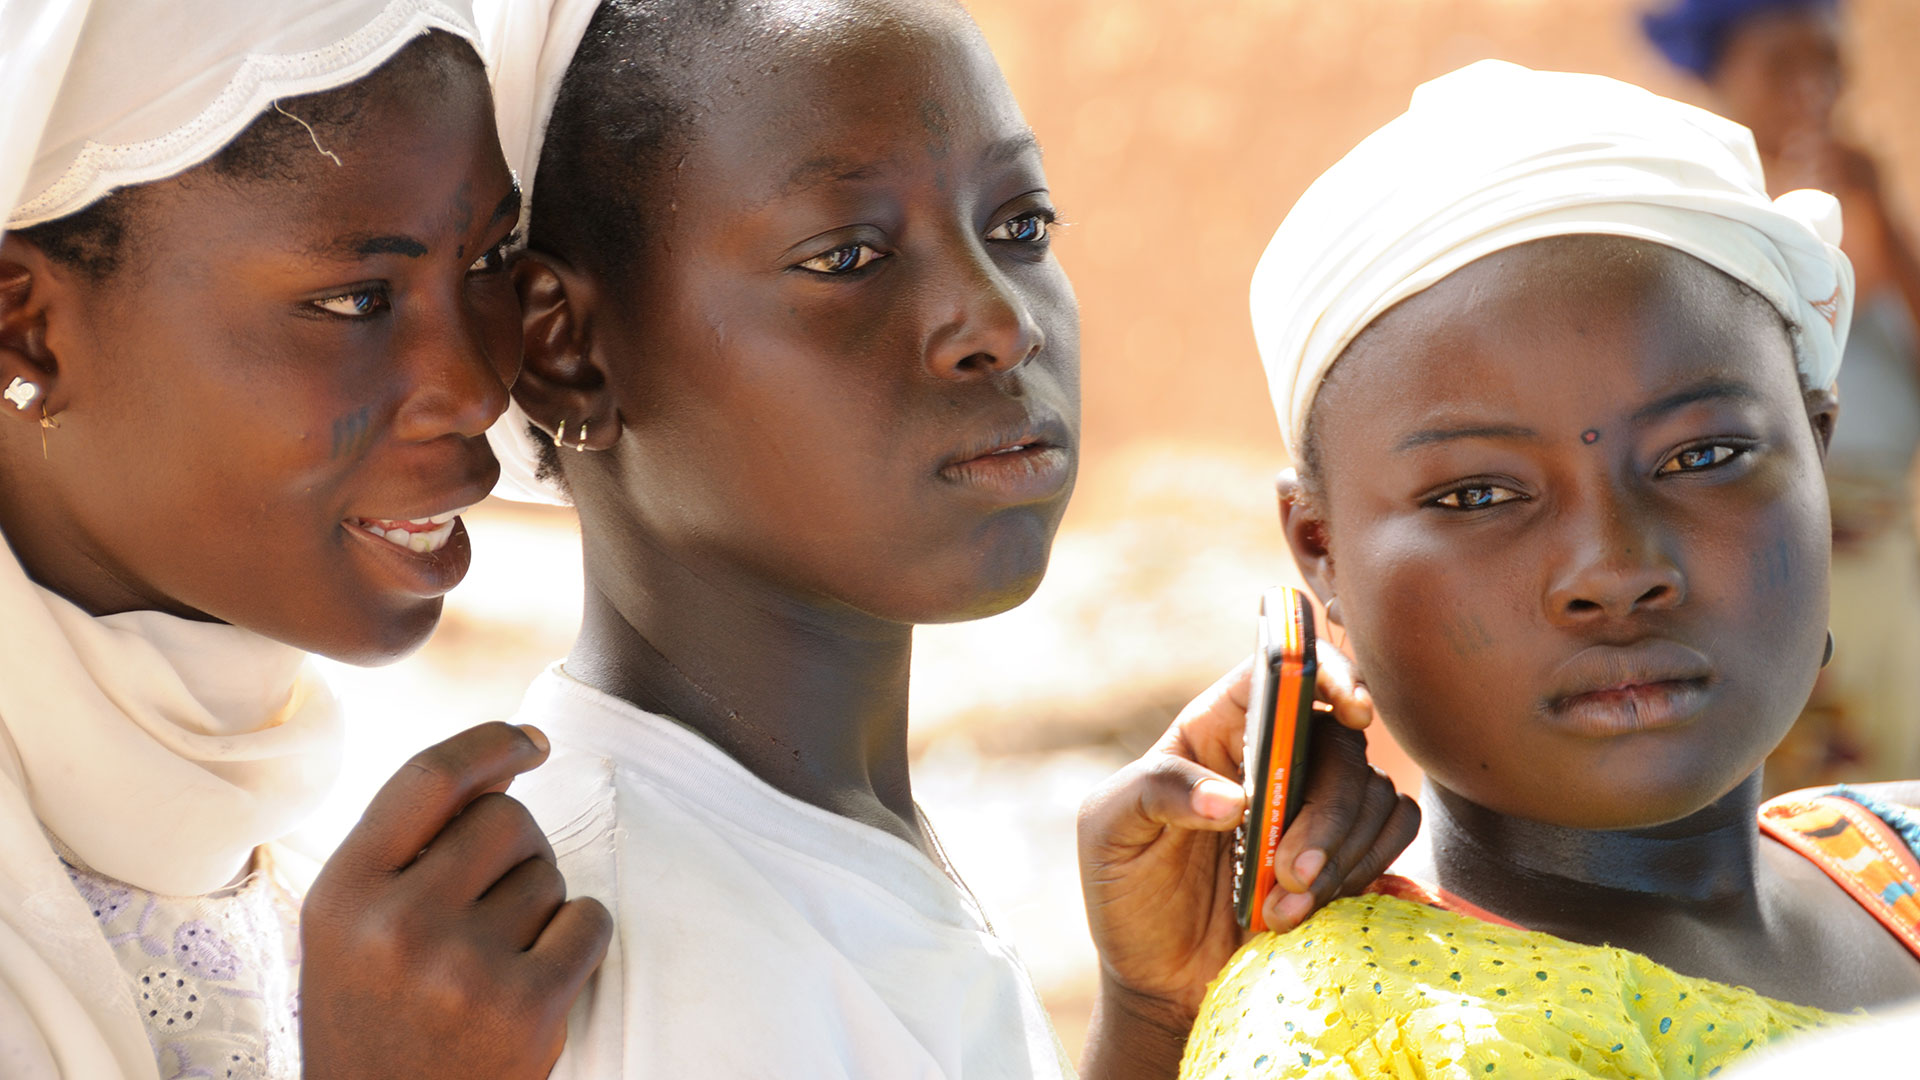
[0,3,606,1077]
[1182,59,1920,1079]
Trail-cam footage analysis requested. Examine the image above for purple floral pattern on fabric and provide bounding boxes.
[64,856,301,1080]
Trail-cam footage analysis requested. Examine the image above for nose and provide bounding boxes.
[923,242,1046,380]
[1544,490,1686,626]
[388,296,513,443]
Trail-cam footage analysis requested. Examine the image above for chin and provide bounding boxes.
[888,522,1056,625]
[296,596,446,667]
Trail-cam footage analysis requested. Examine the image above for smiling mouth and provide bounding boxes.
[347,507,471,554]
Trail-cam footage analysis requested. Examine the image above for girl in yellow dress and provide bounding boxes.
[1183,60,1920,1079]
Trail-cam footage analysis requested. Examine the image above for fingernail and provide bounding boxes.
[518,724,551,755]
[1193,778,1244,821]
[1291,848,1327,888]
[1273,890,1314,929]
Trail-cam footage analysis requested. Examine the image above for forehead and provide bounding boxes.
[686,0,1030,201]
[1312,237,1802,455]
[150,61,507,256]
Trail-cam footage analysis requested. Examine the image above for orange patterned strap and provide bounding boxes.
[1364,874,1525,930]
[1759,790,1920,960]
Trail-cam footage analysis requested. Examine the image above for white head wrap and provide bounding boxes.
[5,0,483,229]
[0,4,482,1076]
[1252,60,1854,460]
[476,0,601,504]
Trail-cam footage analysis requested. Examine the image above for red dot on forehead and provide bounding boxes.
[1582,429,1601,444]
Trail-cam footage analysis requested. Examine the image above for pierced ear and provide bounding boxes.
[512,251,618,451]
[1804,383,1838,460]
[0,236,64,429]
[1276,468,1339,620]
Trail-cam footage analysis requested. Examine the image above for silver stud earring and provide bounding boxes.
[4,377,38,411]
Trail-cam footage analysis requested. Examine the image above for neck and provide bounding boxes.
[566,517,923,850]
[1422,773,1766,933]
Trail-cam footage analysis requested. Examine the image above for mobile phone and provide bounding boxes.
[1231,585,1318,932]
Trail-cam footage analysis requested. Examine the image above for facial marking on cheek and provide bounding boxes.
[1440,611,1495,659]
[1581,429,1601,445]
[1750,534,1794,593]
[330,405,374,460]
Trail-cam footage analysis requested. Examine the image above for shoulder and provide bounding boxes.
[1181,894,1838,1080]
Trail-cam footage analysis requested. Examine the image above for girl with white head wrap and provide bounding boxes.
[1181,62,1920,1080]
[0,5,607,1078]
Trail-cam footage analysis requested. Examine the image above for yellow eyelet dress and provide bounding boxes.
[1180,788,1920,1080]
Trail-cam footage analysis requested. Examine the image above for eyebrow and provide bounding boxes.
[781,155,889,194]
[1628,378,1760,422]
[981,129,1041,168]
[777,130,1043,196]
[308,183,522,262]
[1394,424,1539,452]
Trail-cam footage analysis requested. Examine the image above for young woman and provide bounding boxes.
[0,3,607,1077]
[1181,61,1920,1078]
[474,0,1418,1076]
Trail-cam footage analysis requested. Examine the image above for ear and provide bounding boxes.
[0,235,64,430]
[1804,383,1838,460]
[512,250,619,450]
[1276,468,1341,624]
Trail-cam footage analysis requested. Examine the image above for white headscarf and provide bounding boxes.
[1252,60,1854,460]
[0,4,482,1077]
[475,0,600,504]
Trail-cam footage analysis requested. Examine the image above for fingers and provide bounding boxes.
[1314,643,1374,730]
[412,792,558,902]
[330,723,552,878]
[1160,655,1256,779]
[1337,792,1421,896]
[475,856,569,951]
[1080,752,1247,862]
[1267,719,1371,895]
[525,896,614,1001]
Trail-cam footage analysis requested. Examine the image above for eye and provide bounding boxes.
[312,288,388,318]
[987,210,1055,243]
[798,243,887,275]
[1431,484,1523,510]
[468,233,518,275]
[1657,443,1745,475]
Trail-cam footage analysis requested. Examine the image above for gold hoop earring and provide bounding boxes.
[576,420,588,452]
[554,420,567,448]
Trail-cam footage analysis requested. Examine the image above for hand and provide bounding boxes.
[300,722,613,1079]
[1078,648,1418,1023]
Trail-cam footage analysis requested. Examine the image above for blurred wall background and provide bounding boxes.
[309,0,1920,1059]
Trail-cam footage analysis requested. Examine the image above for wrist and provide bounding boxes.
[1080,973,1196,1080]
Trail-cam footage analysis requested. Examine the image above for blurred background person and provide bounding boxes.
[1647,0,1920,792]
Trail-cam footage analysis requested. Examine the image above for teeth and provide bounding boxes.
[353,517,457,554]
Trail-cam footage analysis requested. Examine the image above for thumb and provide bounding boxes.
[1081,752,1247,857]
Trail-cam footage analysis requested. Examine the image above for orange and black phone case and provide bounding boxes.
[1232,586,1318,932]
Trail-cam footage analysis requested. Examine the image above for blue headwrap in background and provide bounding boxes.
[1643,0,1839,77]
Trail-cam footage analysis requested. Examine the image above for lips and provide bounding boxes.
[937,413,1075,504]
[1542,640,1715,736]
